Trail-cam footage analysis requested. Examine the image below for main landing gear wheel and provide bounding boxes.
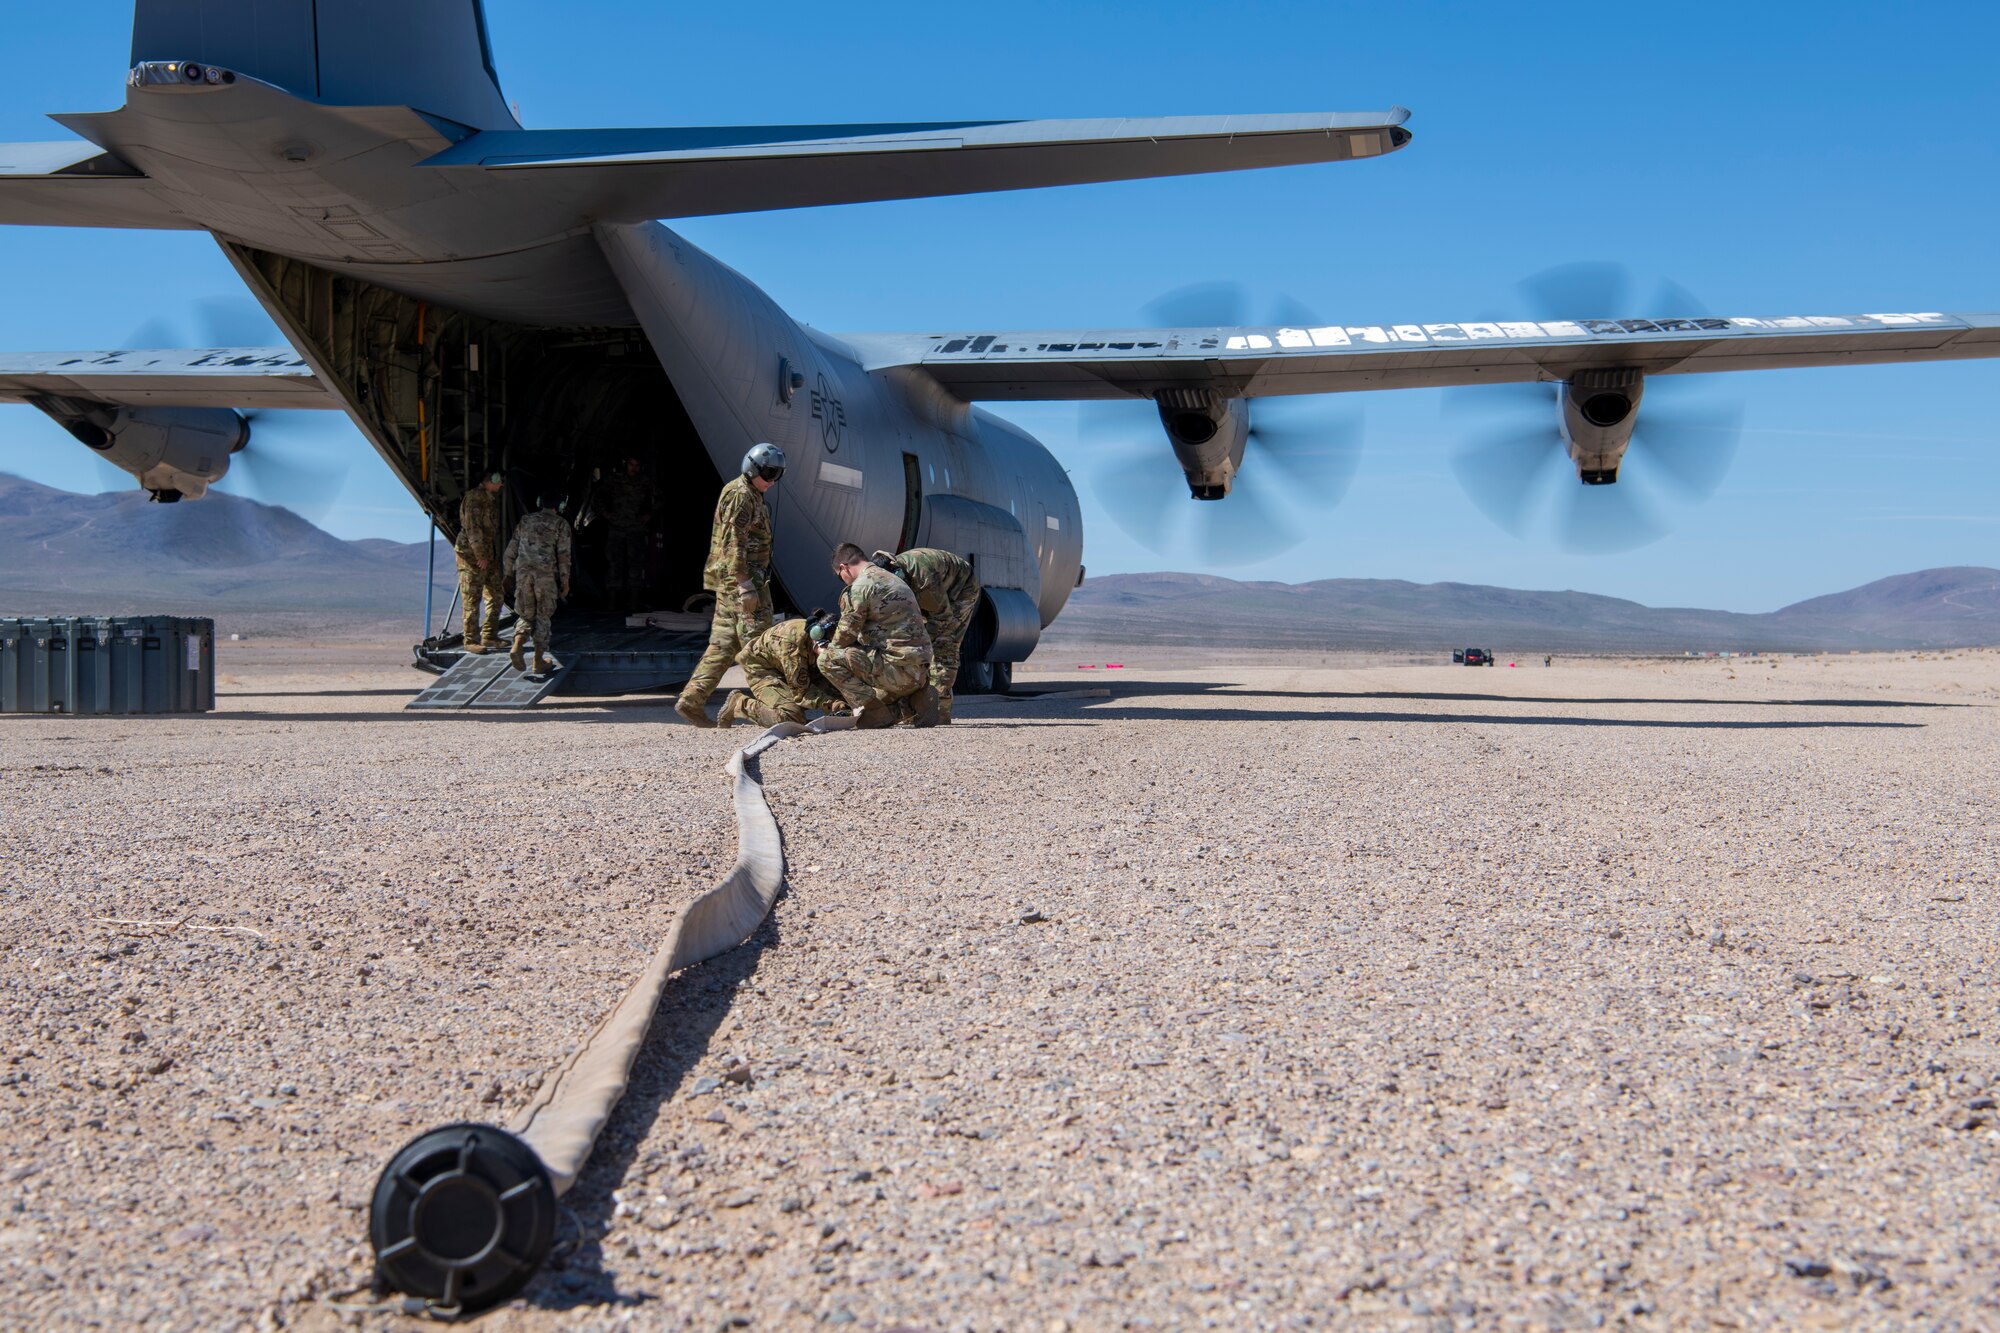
[954,659,1013,695]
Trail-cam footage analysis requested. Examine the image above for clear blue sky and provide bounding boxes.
[2,2,1995,611]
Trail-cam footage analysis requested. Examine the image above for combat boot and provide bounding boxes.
[532,653,553,676]
[508,638,526,671]
[854,702,897,729]
[911,685,942,729]
[675,693,714,728]
[464,639,490,655]
[714,694,742,728]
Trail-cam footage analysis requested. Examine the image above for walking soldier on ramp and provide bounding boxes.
[872,547,981,723]
[503,496,573,676]
[716,612,848,728]
[676,444,784,727]
[819,543,939,729]
[455,472,506,652]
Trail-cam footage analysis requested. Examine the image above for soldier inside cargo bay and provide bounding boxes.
[675,444,785,727]
[819,542,939,729]
[599,455,656,611]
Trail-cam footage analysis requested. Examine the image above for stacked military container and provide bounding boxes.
[0,617,215,714]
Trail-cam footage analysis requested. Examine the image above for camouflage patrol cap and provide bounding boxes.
[485,471,504,485]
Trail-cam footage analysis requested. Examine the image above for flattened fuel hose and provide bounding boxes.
[368,715,851,1316]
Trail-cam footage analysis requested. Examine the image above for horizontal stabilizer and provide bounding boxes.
[0,347,337,410]
[0,141,194,230]
[841,311,2000,402]
[421,111,1412,219]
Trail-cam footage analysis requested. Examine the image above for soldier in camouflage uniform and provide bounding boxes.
[716,613,848,728]
[455,472,505,651]
[818,543,938,729]
[871,547,980,723]
[503,496,573,675]
[676,444,785,727]
[599,456,655,610]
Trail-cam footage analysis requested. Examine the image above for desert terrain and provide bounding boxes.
[1,643,1996,1331]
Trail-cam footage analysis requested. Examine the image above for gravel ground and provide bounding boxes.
[2,643,1996,1332]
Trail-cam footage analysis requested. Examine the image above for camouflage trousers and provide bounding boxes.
[604,528,649,604]
[925,592,980,718]
[681,594,772,706]
[816,644,932,713]
[512,570,559,659]
[456,555,504,644]
[735,664,848,727]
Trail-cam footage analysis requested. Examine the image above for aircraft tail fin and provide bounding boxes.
[129,0,518,129]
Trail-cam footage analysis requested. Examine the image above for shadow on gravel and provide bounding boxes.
[974,695,1924,731]
[520,896,784,1313]
[208,701,682,723]
[1035,680,1961,709]
[221,687,418,698]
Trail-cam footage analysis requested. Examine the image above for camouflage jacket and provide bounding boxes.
[875,547,979,617]
[702,476,772,592]
[505,508,573,581]
[455,486,500,563]
[600,473,655,532]
[741,619,829,697]
[831,564,930,657]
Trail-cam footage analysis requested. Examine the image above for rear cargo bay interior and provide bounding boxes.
[230,244,722,616]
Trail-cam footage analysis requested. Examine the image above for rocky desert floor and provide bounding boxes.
[1,643,1996,1332]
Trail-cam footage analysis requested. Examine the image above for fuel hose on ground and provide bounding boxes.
[367,717,847,1317]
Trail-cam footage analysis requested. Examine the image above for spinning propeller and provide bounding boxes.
[125,299,351,520]
[1081,282,1363,567]
[1442,262,1744,553]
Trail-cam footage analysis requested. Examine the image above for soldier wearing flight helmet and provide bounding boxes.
[677,443,785,726]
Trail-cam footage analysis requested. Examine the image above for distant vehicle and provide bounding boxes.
[1452,650,1465,663]
[1462,647,1493,666]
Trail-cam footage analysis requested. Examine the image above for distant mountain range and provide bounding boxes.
[0,473,450,622]
[2,473,1994,650]
[1046,569,2000,652]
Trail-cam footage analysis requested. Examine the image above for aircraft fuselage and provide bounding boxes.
[72,64,1082,647]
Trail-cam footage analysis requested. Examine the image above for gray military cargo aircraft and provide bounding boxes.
[4,0,1998,689]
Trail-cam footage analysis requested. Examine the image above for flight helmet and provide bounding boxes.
[742,442,786,483]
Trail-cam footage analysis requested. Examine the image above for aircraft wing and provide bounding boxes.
[840,311,2000,401]
[0,348,339,409]
[0,141,199,229]
[419,111,1410,219]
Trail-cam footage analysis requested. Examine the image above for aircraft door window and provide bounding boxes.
[899,453,922,551]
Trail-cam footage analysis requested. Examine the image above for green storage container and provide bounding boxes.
[0,616,214,714]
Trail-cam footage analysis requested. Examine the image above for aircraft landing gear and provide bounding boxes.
[955,658,1012,695]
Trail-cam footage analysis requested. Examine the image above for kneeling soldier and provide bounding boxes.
[717,611,848,728]
[818,543,937,728]
[503,495,573,675]
[872,547,980,723]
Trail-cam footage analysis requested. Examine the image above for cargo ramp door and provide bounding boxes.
[406,653,576,710]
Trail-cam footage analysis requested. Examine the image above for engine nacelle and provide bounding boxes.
[1154,387,1250,499]
[1559,368,1644,484]
[32,397,247,500]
